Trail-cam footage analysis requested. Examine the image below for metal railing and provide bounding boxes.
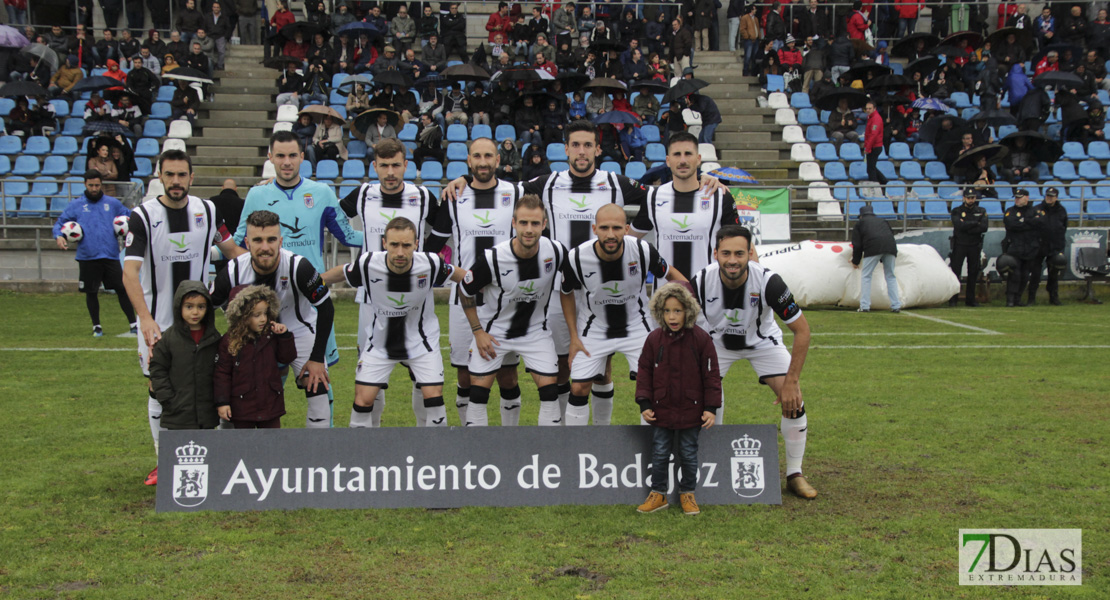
[1,178,144,235]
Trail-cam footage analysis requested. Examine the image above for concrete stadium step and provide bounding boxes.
[185,133,272,145]
[196,110,271,123]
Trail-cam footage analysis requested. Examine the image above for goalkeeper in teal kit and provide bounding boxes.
[233,131,364,426]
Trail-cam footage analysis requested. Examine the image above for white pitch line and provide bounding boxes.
[2,347,136,352]
[812,345,1110,350]
[897,310,1002,334]
[805,332,995,336]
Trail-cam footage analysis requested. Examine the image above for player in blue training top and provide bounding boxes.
[235,130,364,368]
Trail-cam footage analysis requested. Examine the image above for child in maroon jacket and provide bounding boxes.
[213,285,298,429]
[635,283,722,515]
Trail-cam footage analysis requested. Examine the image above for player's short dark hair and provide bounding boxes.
[158,149,192,173]
[514,194,546,219]
[665,131,699,152]
[716,224,753,250]
[82,169,103,182]
[246,210,281,230]
[373,138,406,161]
[565,119,599,144]
[385,216,417,238]
[269,130,303,151]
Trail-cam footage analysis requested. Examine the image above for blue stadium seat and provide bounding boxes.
[1078,161,1103,180]
[878,161,898,181]
[997,124,1019,139]
[12,156,39,176]
[23,136,50,155]
[68,156,86,175]
[847,200,866,217]
[979,200,1004,218]
[625,162,646,180]
[829,182,855,201]
[403,162,418,180]
[790,93,812,108]
[899,162,924,180]
[1088,142,1110,160]
[1045,123,1062,140]
[446,124,468,142]
[1052,161,1079,180]
[871,199,898,218]
[1061,199,1082,215]
[910,181,936,198]
[1020,181,1042,199]
[52,136,78,155]
[62,118,85,136]
[1097,180,1110,199]
[420,161,443,180]
[0,98,14,116]
[805,126,829,142]
[903,198,923,218]
[839,144,863,161]
[31,179,59,196]
[316,160,339,179]
[815,143,838,161]
[49,99,69,115]
[402,141,416,157]
[41,155,68,176]
[912,142,937,160]
[342,160,365,179]
[142,120,167,138]
[135,138,159,157]
[1068,182,1095,202]
[950,92,971,108]
[923,199,949,219]
[1087,200,1110,217]
[996,185,1014,201]
[331,73,347,88]
[766,74,785,93]
[848,161,868,180]
[445,161,467,180]
[398,123,419,141]
[329,90,345,105]
[888,142,912,161]
[1036,162,1052,180]
[331,105,346,120]
[17,197,46,218]
[644,143,665,162]
[547,144,569,162]
[641,125,661,143]
[797,108,820,125]
[446,142,468,161]
[134,157,153,177]
[936,181,961,200]
[156,85,175,102]
[49,196,70,216]
[299,161,312,178]
[599,161,621,174]
[69,103,84,117]
[551,161,569,171]
[4,180,29,200]
[960,107,979,120]
[150,102,172,119]
[823,162,848,181]
[471,124,492,140]
[1062,142,1088,160]
[924,161,948,180]
[347,140,367,159]
[494,124,516,141]
[339,180,360,198]
[63,177,84,198]
[0,155,9,175]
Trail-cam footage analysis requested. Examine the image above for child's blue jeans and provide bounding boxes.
[650,425,700,494]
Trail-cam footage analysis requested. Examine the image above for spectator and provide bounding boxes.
[658,98,686,138]
[88,139,120,196]
[364,5,386,34]
[399,47,426,80]
[997,0,1017,30]
[170,79,200,123]
[1034,51,1058,76]
[145,30,168,60]
[1081,49,1108,91]
[487,2,513,43]
[739,5,760,76]
[194,29,217,65]
[568,90,587,119]
[364,111,397,151]
[798,0,831,45]
[800,36,825,94]
[371,45,400,75]
[647,52,671,82]
[585,89,613,120]
[162,53,180,75]
[671,16,693,72]
[443,83,468,125]
[1061,5,1087,47]
[532,33,556,64]
[826,97,859,145]
[44,24,74,61]
[1001,136,1037,182]
[619,38,642,66]
[300,60,330,107]
[621,123,647,161]
[1090,10,1110,54]
[632,87,660,125]
[136,46,161,77]
[521,143,550,179]
[165,31,188,65]
[468,83,491,127]
[118,29,139,59]
[828,31,853,82]
[847,1,871,57]
[422,34,447,73]
[541,98,566,144]
[556,38,576,70]
[275,61,303,107]
[177,0,204,45]
[995,32,1028,66]
[103,58,127,90]
[306,33,332,73]
[496,137,521,181]
[417,4,439,48]
[5,0,26,26]
[778,35,803,85]
[646,9,670,56]
[307,1,330,31]
[579,5,596,32]
[391,5,417,54]
[413,112,444,164]
[510,14,532,58]
[111,93,144,137]
[1034,6,1055,49]
[282,30,308,61]
[307,114,346,164]
[851,205,902,313]
[515,94,543,146]
[553,2,577,45]
[766,2,788,50]
[535,51,557,78]
[346,82,371,114]
[689,92,721,143]
[292,112,316,150]
[205,2,230,70]
[598,123,625,164]
[94,29,120,67]
[238,0,262,45]
[333,33,355,73]
[624,48,648,81]
[6,97,34,137]
[1007,3,1032,29]
[48,54,83,98]
[440,3,467,62]
[694,0,714,51]
[185,40,212,78]
[619,9,643,45]
[84,92,112,122]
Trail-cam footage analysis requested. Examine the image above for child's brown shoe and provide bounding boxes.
[637,491,668,513]
[679,492,700,515]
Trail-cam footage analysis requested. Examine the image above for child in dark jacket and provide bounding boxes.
[213,285,298,429]
[149,280,222,431]
[635,283,721,515]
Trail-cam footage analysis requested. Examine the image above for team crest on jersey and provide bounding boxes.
[172,441,208,508]
[280,275,289,289]
[701,198,711,211]
[417,274,428,289]
[194,212,205,228]
[303,194,314,209]
[124,231,134,247]
[628,261,638,276]
[750,293,760,307]
[103,204,110,211]
[730,435,764,498]
[500,193,512,206]
[544,257,554,273]
[406,193,418,206]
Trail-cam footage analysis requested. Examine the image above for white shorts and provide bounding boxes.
[357,302,373,352]
[138,332,151,377]
[290,332,326,379]
[356,348,445,387]
[716,343,792,384]
[570,333,647,382]
[449,294,519,370]
[468,328,559,377]
[547,286,571,356]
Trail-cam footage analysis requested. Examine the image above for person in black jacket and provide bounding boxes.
[1001,189,1043,307]
[949,187,989,307]
[850,205,902,312]
[1027,187,1067,305]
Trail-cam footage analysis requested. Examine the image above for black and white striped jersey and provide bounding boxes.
[460,237,567,339]
[524,170,648,249]
[427,179,522,270]
[339,182,437,304]
[561,236,670,340]
[341,251,454,359]
[631,183,740,279]
[690,261,802,351]
[124,195,230,330]
[210,249,329,340]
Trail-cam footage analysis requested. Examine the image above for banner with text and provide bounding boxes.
[731,187,792,243]
[157,426,781,512]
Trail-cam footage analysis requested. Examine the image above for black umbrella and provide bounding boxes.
[441,62,491,82]
[953,144,1009,170]
[262,55,303,69]
[661,78,709,104]
[593,110,641,125]
[629,79,668,95]
[335,74,373,96]
[353,108,400,134]
[82,121,136,137]
[905,56,941,78]
[919,115,968,144]
[491,67,549,82]
[999,130,1063,162]
[163,67,214,84]
[890,33,940,59]
[544,71,591,92]
[987,27,1034,50]
[414,74,448,88]
[71,76,124,94]
[928,45,962,57]
[1033,71,1084,89]
[281,21,326,41]
[19,43,58,70]
[589,39,624,53]
[0,80,47,97]
[969,108,1018,128]
[373,70,412,89]
[940,31,984,49]
[581,77,628,95]
[842,61,893,83]
[521,89,561,104]
[813,89,869,112]
[865,74,913,92]
[336,21,384,40]
[872,94,912,106]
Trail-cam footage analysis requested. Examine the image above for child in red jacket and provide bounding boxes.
[635,283,722,515]
[214,285,298,429]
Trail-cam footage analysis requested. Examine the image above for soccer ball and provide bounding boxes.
[60,221,83,242]
[113,216,129,237]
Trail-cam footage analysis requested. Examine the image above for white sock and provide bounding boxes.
[305,394,331,428]
[499,385,521,426]
[148,396,162,453]
[781,405,808,477]
[411,385,427,427]
[538,401,562,426]
[565,402,590,426]
[591,382,614,425]
[372,390,384,428]
[349,404,374,428]
[424,403,448,427]
[466,401,488,426]
[455,385,470,423]
[557,383,570,425]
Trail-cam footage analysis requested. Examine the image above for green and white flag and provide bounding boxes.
[730,187,791,243]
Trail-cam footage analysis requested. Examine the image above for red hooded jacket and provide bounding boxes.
[635,325,722,430]
[213,329,298,423]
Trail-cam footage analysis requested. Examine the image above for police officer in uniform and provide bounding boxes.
[949,187,989,307]
[1027,187,1068,306]
[1002,188,1043,307]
